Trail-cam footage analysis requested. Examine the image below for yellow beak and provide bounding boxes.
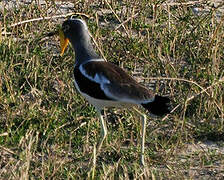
[59,28,69,56]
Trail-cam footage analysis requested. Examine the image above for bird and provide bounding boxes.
[59,17,170,166]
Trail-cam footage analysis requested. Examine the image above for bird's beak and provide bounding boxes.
[59,28,69,56]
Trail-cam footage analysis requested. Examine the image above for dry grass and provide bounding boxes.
[0,0,224,179]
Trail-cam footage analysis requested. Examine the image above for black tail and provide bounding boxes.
[141,95,170,116]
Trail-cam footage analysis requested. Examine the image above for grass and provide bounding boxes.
[0,0,224,179]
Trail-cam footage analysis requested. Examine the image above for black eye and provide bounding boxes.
[63,24,70,32]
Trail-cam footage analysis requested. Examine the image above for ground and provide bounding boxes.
[0,0,224,179]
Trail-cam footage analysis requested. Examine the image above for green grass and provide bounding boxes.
[0,0,224,179]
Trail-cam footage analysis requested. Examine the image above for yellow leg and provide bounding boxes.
[88,108,107,175]
[133,107,147,166]
[96,108,107,153]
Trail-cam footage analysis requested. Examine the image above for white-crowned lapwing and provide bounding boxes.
[59,17,170,166]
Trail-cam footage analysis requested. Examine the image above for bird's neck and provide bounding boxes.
[71,36,100,66]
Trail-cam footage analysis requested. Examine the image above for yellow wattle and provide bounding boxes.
[59,29,69,56]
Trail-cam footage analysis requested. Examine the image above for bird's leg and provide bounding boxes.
[133,107,147,166]
[140,113,147,166]
[96,108,107,153]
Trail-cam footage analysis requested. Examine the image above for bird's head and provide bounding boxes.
[59,18,89,56]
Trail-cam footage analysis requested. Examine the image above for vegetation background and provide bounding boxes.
[0,0,223,179]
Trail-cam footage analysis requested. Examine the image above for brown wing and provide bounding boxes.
[81,61,155,104]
